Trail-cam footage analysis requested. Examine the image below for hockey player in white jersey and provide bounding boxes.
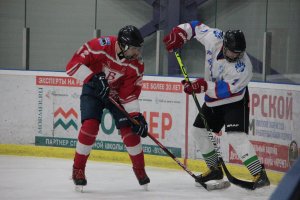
[163,21,270,189]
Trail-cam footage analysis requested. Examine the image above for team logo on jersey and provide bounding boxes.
[206,50,213,55]
[235,60,246,72]
[99,37,111,46]
[103,65,124,82]
[213,30,223,39]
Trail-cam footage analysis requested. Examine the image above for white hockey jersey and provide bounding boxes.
[178,21,253,107]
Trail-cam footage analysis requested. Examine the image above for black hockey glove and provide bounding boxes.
[88,72,110,102]
[131,113,148,138]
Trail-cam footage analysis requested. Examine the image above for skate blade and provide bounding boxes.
[75,185,84,192]
[195,180,231,191]
[142,184,149,191]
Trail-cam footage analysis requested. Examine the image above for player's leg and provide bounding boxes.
[193,103,224,182]
[225,94,270,189]
[120,127,150,185]
[72,84,104,187]
[108,102,150,186]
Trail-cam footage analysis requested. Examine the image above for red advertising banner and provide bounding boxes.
[36,76,82,87]
[229,141,291,172]
[142,80,182,93]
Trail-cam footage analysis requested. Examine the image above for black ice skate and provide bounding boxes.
[196,165,224,183]
[252,165,270,189]
[72,166,87,192]
[133,167,150,190]
[195,165,230,190]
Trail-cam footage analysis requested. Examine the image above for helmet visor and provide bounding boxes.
[123,45,143,60]
[223,47,244,62]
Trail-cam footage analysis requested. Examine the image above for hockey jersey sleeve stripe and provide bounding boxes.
[66,63,81,76]
[67,64,93,83]
[122,99,140,114]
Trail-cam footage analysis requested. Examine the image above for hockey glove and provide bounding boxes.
[181,78,207,94]
[131,113,148,138]
[163,27,188,52]
[88,72,110,102]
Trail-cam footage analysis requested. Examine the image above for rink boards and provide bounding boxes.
[1,70,300,185]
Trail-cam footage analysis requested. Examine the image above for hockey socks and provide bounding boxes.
[121,126,145,168]
[120,127,150,185]
[74,119,99,169]
[194,128,219,168]
[227,132,262,176]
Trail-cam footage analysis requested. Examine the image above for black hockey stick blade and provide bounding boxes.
[174,51,256,190]
[219,158,256,190]
[107,97,212,190]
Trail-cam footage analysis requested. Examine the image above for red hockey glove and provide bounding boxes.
[163,27,188,52]
[181,78,207,94]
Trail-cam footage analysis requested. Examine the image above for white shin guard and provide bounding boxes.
[227,132,256,163]
[193,128,215,154]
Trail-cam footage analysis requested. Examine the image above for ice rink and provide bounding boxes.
[0,155,276,200]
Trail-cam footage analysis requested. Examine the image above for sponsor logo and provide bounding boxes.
[53,107,78,130]
[35,136,182,157]
[99,37,111,46]
[226,124,239,128]
[37,88,43,135]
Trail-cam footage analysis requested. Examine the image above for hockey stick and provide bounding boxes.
[174,51,256,190]
[108,97,211,190]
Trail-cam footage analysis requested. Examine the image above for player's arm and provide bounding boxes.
[182,61,253,100]
[119,68,148,138]
[66,40,97,83]
[66,39,110,101]
[119,73,143,115]
[163,21,222,51]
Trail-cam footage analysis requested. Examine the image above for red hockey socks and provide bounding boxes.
[73,119,99,169]
[120,127,145,169]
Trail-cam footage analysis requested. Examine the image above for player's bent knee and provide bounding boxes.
[78,119,100,145]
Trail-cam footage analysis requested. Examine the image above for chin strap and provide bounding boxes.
[117,51,125,60]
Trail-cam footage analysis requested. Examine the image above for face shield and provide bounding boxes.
[122,45,143,61]
[223,47,244,63]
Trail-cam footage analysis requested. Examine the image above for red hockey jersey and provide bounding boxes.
[66,36,144,114]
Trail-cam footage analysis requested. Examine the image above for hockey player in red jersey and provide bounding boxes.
[66,25,149,191]
[163,21,270,190]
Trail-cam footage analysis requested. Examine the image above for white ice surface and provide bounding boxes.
[0,155,276,200]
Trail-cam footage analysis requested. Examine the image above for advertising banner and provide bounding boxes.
[1,70,300,172]
[34,75,184,157]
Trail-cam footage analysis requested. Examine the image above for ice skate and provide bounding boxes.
[196,165,224,183]
[133,167,150,190]
[72,166,87,192]
[195,165,230,190]
[252,165,270,189]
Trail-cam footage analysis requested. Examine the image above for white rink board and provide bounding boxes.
[0,70,300,172]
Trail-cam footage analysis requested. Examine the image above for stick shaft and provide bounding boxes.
[108,96,208,189]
